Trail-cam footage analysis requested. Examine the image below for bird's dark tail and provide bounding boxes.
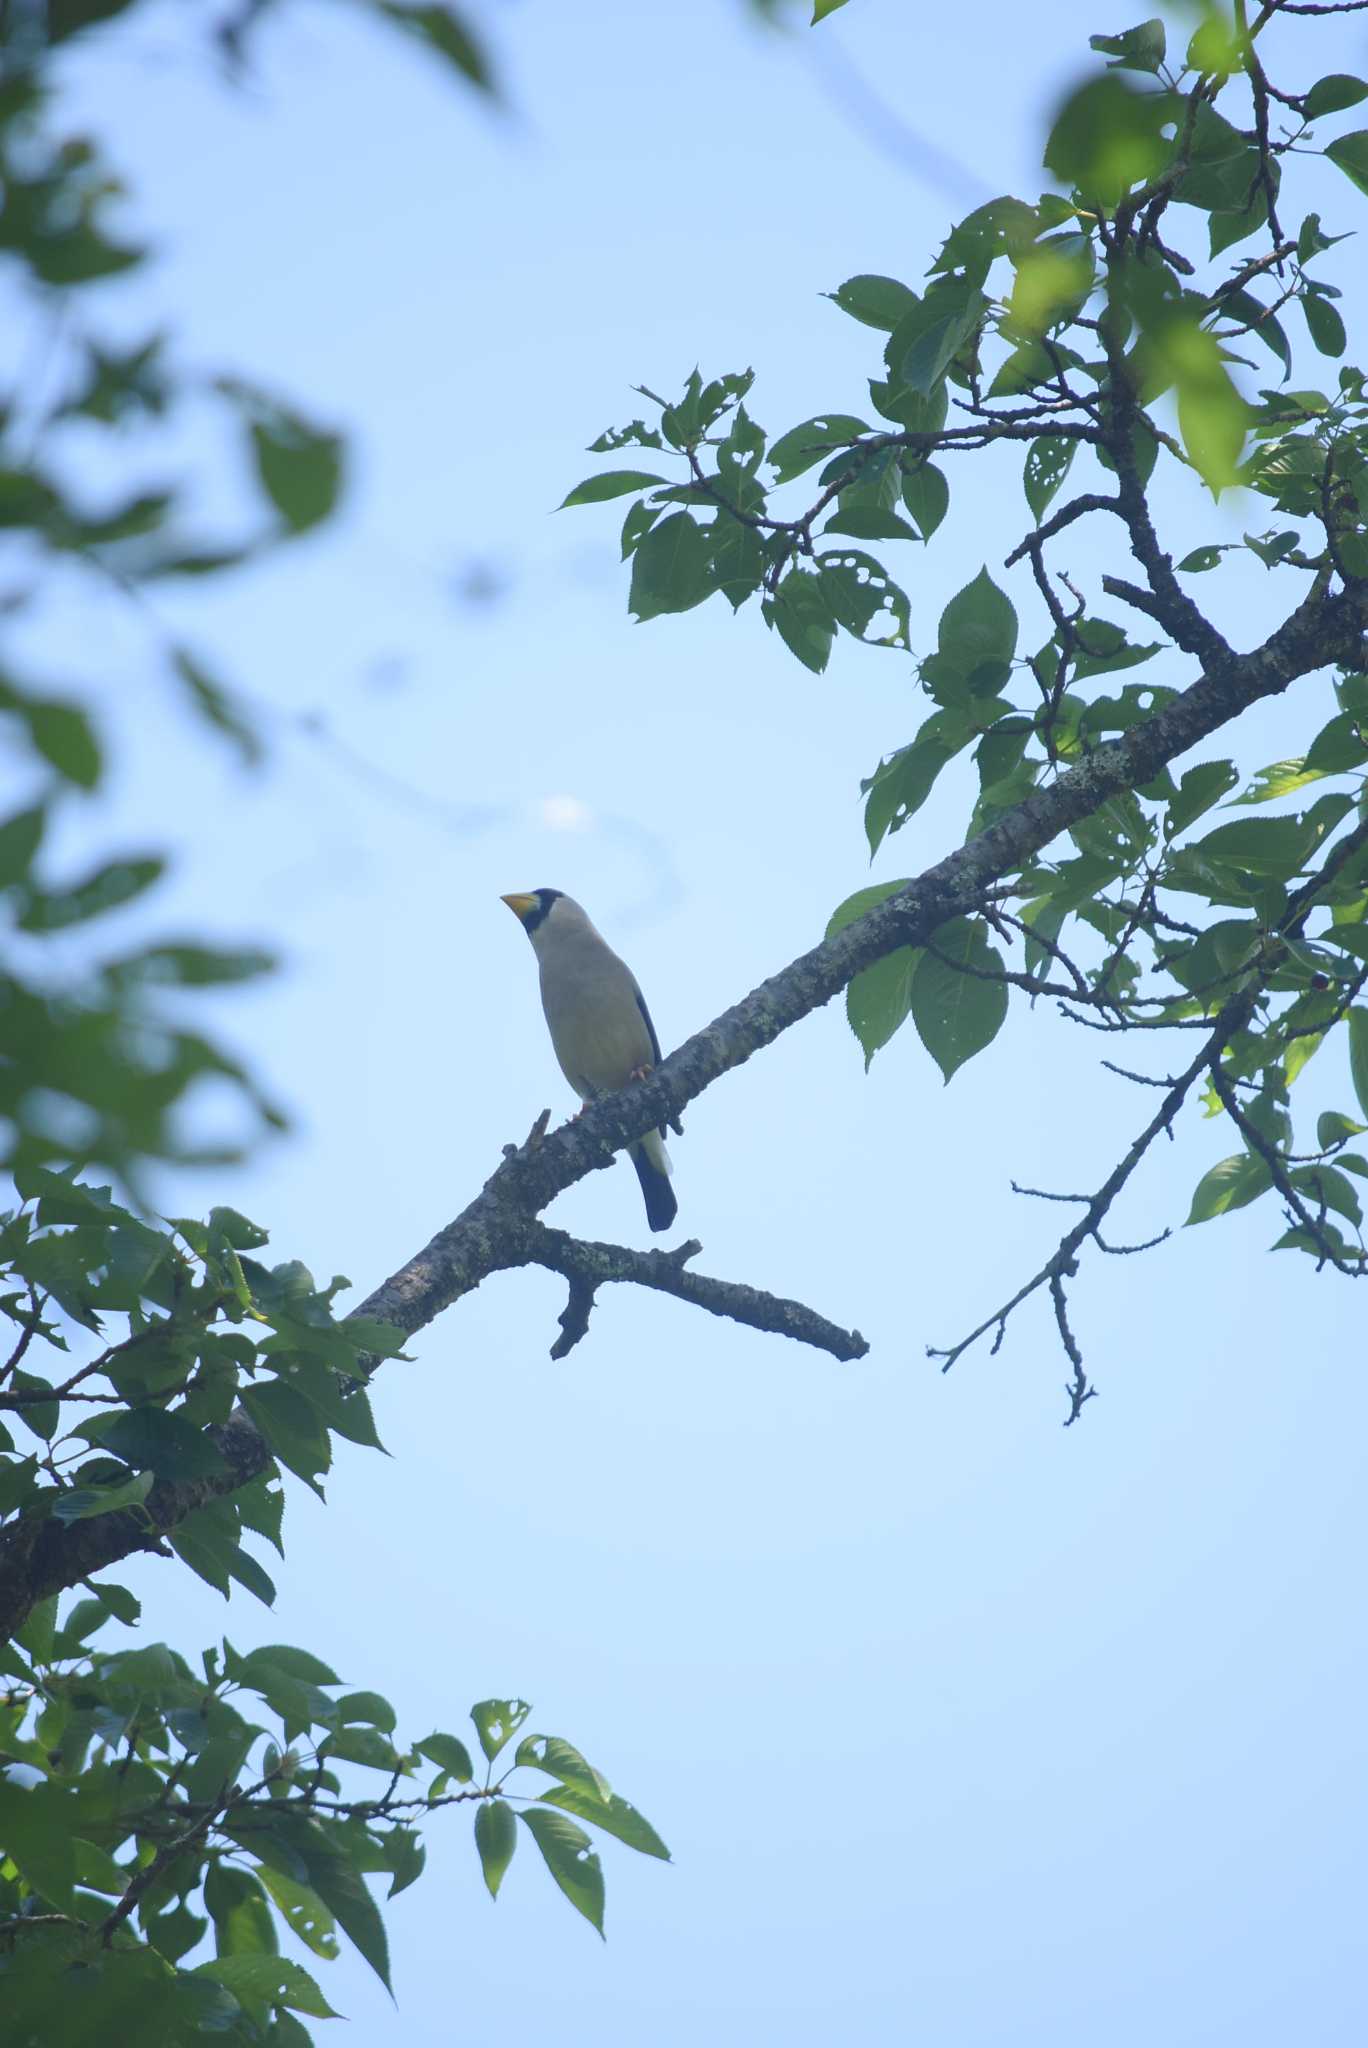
[630,1137,677,1233]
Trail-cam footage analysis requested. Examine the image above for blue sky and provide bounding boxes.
[18,0,1368,2040]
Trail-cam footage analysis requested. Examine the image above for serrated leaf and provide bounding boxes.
[909,919,1009,1081]
[825,274,918,332]
[194,1955,338,2024]
[627,511,712,621]
[899,462,948,539]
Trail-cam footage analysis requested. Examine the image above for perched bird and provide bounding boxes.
[501,888,678,1232]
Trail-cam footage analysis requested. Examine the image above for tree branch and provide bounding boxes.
[521,1223,869,1363]
[4,571,1366,1632]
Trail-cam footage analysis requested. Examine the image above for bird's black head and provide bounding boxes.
[501,887,562,934]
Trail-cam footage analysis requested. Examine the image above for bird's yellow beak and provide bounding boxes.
[501,892,538,922]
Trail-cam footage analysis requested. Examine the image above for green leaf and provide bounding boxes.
[1304,74,1368,120]
[474,1799,517,1898]
[823,504,918,543]
[277,1818,390,1992]
[812,0,850,20]
[471,1697,531,1762]
[256,1869,339,1960]
[1089,17,1166,72]
[846,947,919,1068]
[558,469,669,508]
[1324,130,1368,199]
[249,413,343,535]
[709,512,766,611]
[862,719,967,853]
[1045,73,1174,205]
[627,511,712,621]
[416,1731,475,1781]
[0,1779,77,1909]
[26,700,101,789]
[1348,1007,1368,1122]
[909,919,1009,1081]
[764,569,835,673]
[1302,292,1347,358]
[1023,435,1077,523]
[1290,1164,1363,1228]
[899,462,948,539]
[377,2,495,91]
[514,1733,610,1801]
[826,883,917,1065]
[235,1644,342,1688]
[17,855,163,933]
[1186,1152,1274,1223]
[50,1470,154,1524]
[540,1783,671,1860]
[1166,760,1238,836]
[937,567,1018,689]
[766,415,868,484]
[195,1955,339,2024]
[519,1807,605,1936]
[93,1407,227,1482]
[205,1863,278,1958]
[825,274,919,332]
[172,649,262,767]
[337,1690,396,1733]
[889,282,986,396]
[0,803,45,887]
[1318,1110,1366,1150]
[240,1382,330,1497]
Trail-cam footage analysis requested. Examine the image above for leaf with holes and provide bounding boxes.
[520,1807,605,1936]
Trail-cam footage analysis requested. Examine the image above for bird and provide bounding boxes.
[501,888,678,1232]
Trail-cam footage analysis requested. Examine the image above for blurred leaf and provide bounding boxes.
[171,650,263,767]
[246,411,343,535]
[17,855,163,933]
[376,2,496,91]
